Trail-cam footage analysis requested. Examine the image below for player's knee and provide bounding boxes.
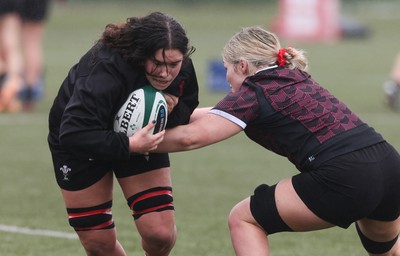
[140,214,176,248]
[228,199,250,232]
[138,220,176,256]
[67,201,114,231]
[128,187,176,251]
[144,225,176,249]
[80,236,117,255]
[228,204,239,230]
[356,223,399,255]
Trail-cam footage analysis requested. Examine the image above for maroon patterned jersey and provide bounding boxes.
[211,67,384,171]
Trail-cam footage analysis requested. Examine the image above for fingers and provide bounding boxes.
[163,93,179,113]
[145,129,165,152]
[164,93,179,105]
[153,130,165,144]
[128,121,165,153]
[141,120,157,133]
[141,121,166,137]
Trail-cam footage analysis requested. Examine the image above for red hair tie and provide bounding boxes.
[277,48,287,67]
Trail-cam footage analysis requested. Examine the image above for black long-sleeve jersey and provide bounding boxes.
[48,43,199,161]
[211,67,384,172]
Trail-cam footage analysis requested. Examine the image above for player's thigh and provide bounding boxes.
[61,171,114,208]
[118,167,175,237]
[117,167,172,198]
[60,172,117,246]
[275,177,334,231]
[357,217,400,242]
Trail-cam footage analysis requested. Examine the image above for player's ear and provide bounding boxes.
[239,58,249,75]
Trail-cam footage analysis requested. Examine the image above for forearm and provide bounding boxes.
[155,125,202,153]
[154,113,243,153]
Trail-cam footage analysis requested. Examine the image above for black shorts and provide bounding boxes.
[292,142,400,228]
[50,147,170,191]
[0,0,49,21]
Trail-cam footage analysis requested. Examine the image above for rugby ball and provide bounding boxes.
[114,85,167,136]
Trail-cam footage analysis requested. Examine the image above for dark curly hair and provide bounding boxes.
[99,12,195,66]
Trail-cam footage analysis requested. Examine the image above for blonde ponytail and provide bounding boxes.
[278,46,308,71]
[223,27,308,72]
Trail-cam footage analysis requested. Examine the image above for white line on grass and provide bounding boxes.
[0,224,78,240]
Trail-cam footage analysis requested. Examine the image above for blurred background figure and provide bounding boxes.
[0,2,24,112]
[0,0,50,112]
[383,52,400,112]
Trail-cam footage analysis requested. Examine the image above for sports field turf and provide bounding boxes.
[0,1,399,255]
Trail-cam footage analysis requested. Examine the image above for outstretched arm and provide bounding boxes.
[154,112,243,153]
[189,107,212,123]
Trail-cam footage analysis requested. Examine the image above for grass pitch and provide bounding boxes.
[0,1,399,255]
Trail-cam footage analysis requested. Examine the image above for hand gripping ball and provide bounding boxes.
[114,85,168,136]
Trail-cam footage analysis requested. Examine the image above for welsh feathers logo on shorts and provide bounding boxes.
[60,165,71,181]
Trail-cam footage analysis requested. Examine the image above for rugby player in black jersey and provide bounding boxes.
[48,12,198,256]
